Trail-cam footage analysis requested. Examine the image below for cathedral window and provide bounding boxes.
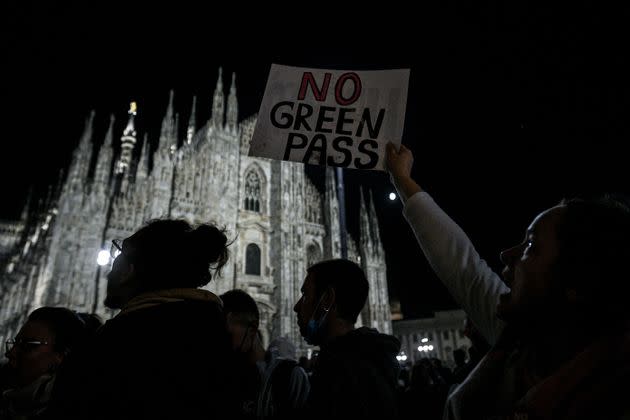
[245,243,261,275]
[244,170,261,212]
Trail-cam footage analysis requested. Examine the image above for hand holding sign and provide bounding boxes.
[249,65,409,171]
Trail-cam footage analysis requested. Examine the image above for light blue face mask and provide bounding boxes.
[304,293,330,345]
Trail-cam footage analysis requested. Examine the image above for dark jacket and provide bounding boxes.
[445,325,630,420]
[51,291,238,419]
[306,327,401,420]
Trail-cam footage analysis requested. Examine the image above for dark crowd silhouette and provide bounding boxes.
[2,144,630,419]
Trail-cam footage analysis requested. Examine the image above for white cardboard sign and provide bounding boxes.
[249,64,409,171]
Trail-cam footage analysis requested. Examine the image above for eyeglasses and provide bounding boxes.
[110,239,123,259]
[5,338,49,353]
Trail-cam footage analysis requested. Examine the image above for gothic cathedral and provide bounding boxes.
[0,69,392,353]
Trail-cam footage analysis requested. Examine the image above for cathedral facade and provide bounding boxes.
[0,69,392,352]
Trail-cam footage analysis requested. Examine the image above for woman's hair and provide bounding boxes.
[126,219,230,289]
[556,193,630,319]
[27,307,86,354]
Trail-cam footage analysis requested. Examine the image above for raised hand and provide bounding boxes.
[385,142,422,203]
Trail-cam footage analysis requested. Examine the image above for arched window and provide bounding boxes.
[245,243,261,275]
[244,171,261,212]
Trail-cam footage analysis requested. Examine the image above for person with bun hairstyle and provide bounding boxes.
[55,220,238,419]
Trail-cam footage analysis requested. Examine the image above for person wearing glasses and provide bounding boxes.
[1,307,85,419]
[54,220,239,419]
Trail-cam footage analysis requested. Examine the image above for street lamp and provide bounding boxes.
[97,250,110,266]
[389,192,396,201]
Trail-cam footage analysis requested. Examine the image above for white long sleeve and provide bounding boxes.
[403,191,508,345]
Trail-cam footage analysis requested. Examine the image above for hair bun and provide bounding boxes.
[188,224,229,268]
[130,219,232,289]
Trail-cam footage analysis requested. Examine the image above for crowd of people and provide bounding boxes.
[1,143,630,419]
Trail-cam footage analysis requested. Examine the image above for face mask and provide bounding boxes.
[304,293,330,345]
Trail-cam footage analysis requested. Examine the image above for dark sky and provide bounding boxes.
[1,2,629,318]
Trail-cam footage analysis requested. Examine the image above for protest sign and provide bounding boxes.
[249,64,409,171]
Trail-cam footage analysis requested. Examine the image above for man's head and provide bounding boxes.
[497,194,630,326]
[294,259,369,345]
[220,289,260,353]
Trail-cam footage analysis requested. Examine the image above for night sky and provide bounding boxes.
[2,3,629,318]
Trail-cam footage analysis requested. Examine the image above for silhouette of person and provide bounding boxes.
[55,220,237,419]
[387,142,630,419]
[294,259,401,420]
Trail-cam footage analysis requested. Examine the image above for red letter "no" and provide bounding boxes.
[297,72,362,106]
[298,72,332,101]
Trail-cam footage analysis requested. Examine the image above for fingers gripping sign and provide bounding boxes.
[386,142,422,203]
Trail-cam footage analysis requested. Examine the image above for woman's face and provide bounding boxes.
[5,320,62,387]
[497,206,566,323]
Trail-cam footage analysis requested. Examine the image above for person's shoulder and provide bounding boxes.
[101,300,226,342]
[173,298,224,317]
[270,358,299,376]
[333,328,400,357]
[139,299,224,325]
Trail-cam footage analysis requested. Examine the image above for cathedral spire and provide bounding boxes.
[136,133,151,181]
[44,184,54,210]
[367,189,382,245]
[94,114,115,187]
[79,110,96,147]
[103,114,115,148]
[226,72,238,133]
[35,197,45,219]
[325,166,338,198]
[68,110,95,184]
[323,167,341,259]
[53,168,64,204]
[159,90,175,149]
[170,113,179,155]
[186,96,197,145]
[212,67,225,129]
[115,102,137,175]
[359,187,372,247]
[20,186,33,223]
